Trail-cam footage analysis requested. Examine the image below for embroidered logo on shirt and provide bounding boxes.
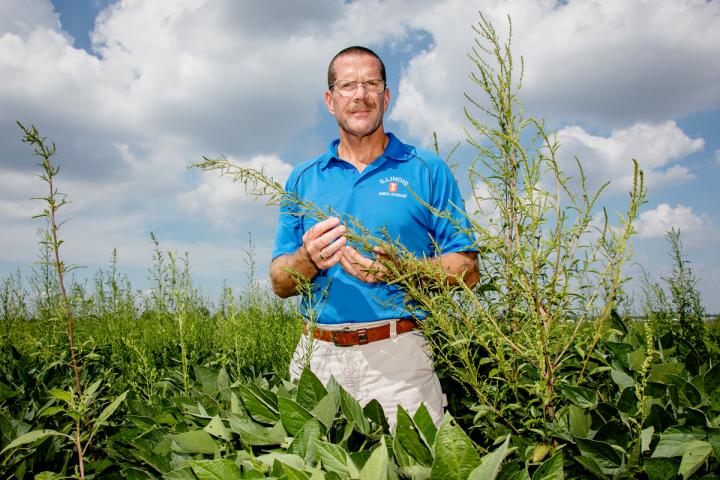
[378,176,408,198]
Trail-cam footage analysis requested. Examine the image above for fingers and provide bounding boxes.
[340,245,385,283]
[302,217,347,270]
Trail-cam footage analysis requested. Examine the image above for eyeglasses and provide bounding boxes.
[330,79,386,96]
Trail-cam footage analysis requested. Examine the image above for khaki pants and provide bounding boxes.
[289,320,446,429]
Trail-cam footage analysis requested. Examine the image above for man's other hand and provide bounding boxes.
[340,245,388,283]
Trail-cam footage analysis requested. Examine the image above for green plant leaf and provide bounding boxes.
[575,438,621,476]
[363,399,389,432]
[340,386,370,435]
[172,430,218,454]
[0,429,69,454]
[227,418,275,445]
[204,415,231,441]
[430,413,480,480]
[396,405,433,466]
[281,461,312,480]
[311,392,338,432]
[616,387,639,415]
[651,427,706,458]
[627,346,647,372]
[188,459,243,480]
[641,426,654,453]
[704,363,720,395]
[48,388,73,404]
[560,385,598,409]
[467,434,511,480]
[531,452,564,480]
[677,440,712,479]
[610,366,635,390]
[289,419,322,463]
[413,404,437,446]
[237,383,279,424]
[279,396,314,436]
[310,438,352,476]
[648,362,686,384]
[644,457,679,480]
[359,437,388,480]
[94,391,128,430]
[568,405,590,438]
[296,368,328,411]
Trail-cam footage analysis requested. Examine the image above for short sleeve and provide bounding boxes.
[272,172,304,259]
[428,162,476,254]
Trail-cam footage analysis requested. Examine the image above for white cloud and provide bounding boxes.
[555,121,703,193]
[635,203,713,239]
[389,0,720,146]
[179,154,293,231]
[715,148,720,165]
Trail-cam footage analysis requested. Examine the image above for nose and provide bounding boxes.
[352,82,369,99]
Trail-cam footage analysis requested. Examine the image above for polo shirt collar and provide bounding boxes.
[320,132,412,169]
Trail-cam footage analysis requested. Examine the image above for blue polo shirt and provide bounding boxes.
[272,132,475,324]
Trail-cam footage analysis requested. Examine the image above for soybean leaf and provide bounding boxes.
[678,440,712,479]
[340,387,370,435]
[575,438,621,476]
[616,388,639,416]
[237,383,279,424]
[194,365,219,397]
[255,452,306,470]
[648,362,686,384]
[560,385,598,409]
[396,405,433,466]
[413,404,437,446]
[281,461,312,480]
[627,347,647,372]
[289,419,322,462]
[610,366,635,390]
[641,426,654,454]
[172,430,217,454]
[704,363,720,395]
[310,438,352,476]
[163,467,197,480]
[312,393,338,433]
[573,455,606,479]
[0,429,69,454]
[188,459,243,480]
[651,427,705,458]
[363,400,390,432]
[359,437,388,480]
[227,418,274,445]
[467,434,511,480]
[430,413,480,480]
[568,405,590,439]
[279,396,314,436]
[296,368,328,411]
[531,452,564,480]
[203,415,231,442]
[644,457,679,480]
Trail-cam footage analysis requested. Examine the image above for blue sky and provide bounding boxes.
[1,0,719,311]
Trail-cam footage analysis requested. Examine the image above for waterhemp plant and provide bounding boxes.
[2,124,127,479]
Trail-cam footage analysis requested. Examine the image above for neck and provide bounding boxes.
[337,129,388,173]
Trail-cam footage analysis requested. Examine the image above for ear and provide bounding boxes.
[324,90,336,115]
[382,87,390,113]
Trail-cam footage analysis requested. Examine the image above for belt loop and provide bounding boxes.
[390,319,397,338]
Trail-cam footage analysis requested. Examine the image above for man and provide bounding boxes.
[270,46,478,427]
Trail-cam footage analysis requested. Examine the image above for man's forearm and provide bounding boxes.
[270,246,319,298]
[428,251,479,287]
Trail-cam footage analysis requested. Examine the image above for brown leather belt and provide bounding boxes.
[304,319,418,347]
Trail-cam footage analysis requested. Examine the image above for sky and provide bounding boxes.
[1,0,719,312]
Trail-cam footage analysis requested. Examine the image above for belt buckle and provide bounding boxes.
[331,327,369,346]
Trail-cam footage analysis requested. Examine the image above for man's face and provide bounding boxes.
[324,53,390,139]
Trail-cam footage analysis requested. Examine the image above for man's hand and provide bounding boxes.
[340,245,388,283]
[302,216,347,270]
[270,216,347,298]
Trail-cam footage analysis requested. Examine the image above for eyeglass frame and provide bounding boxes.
[329,78,387,97]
